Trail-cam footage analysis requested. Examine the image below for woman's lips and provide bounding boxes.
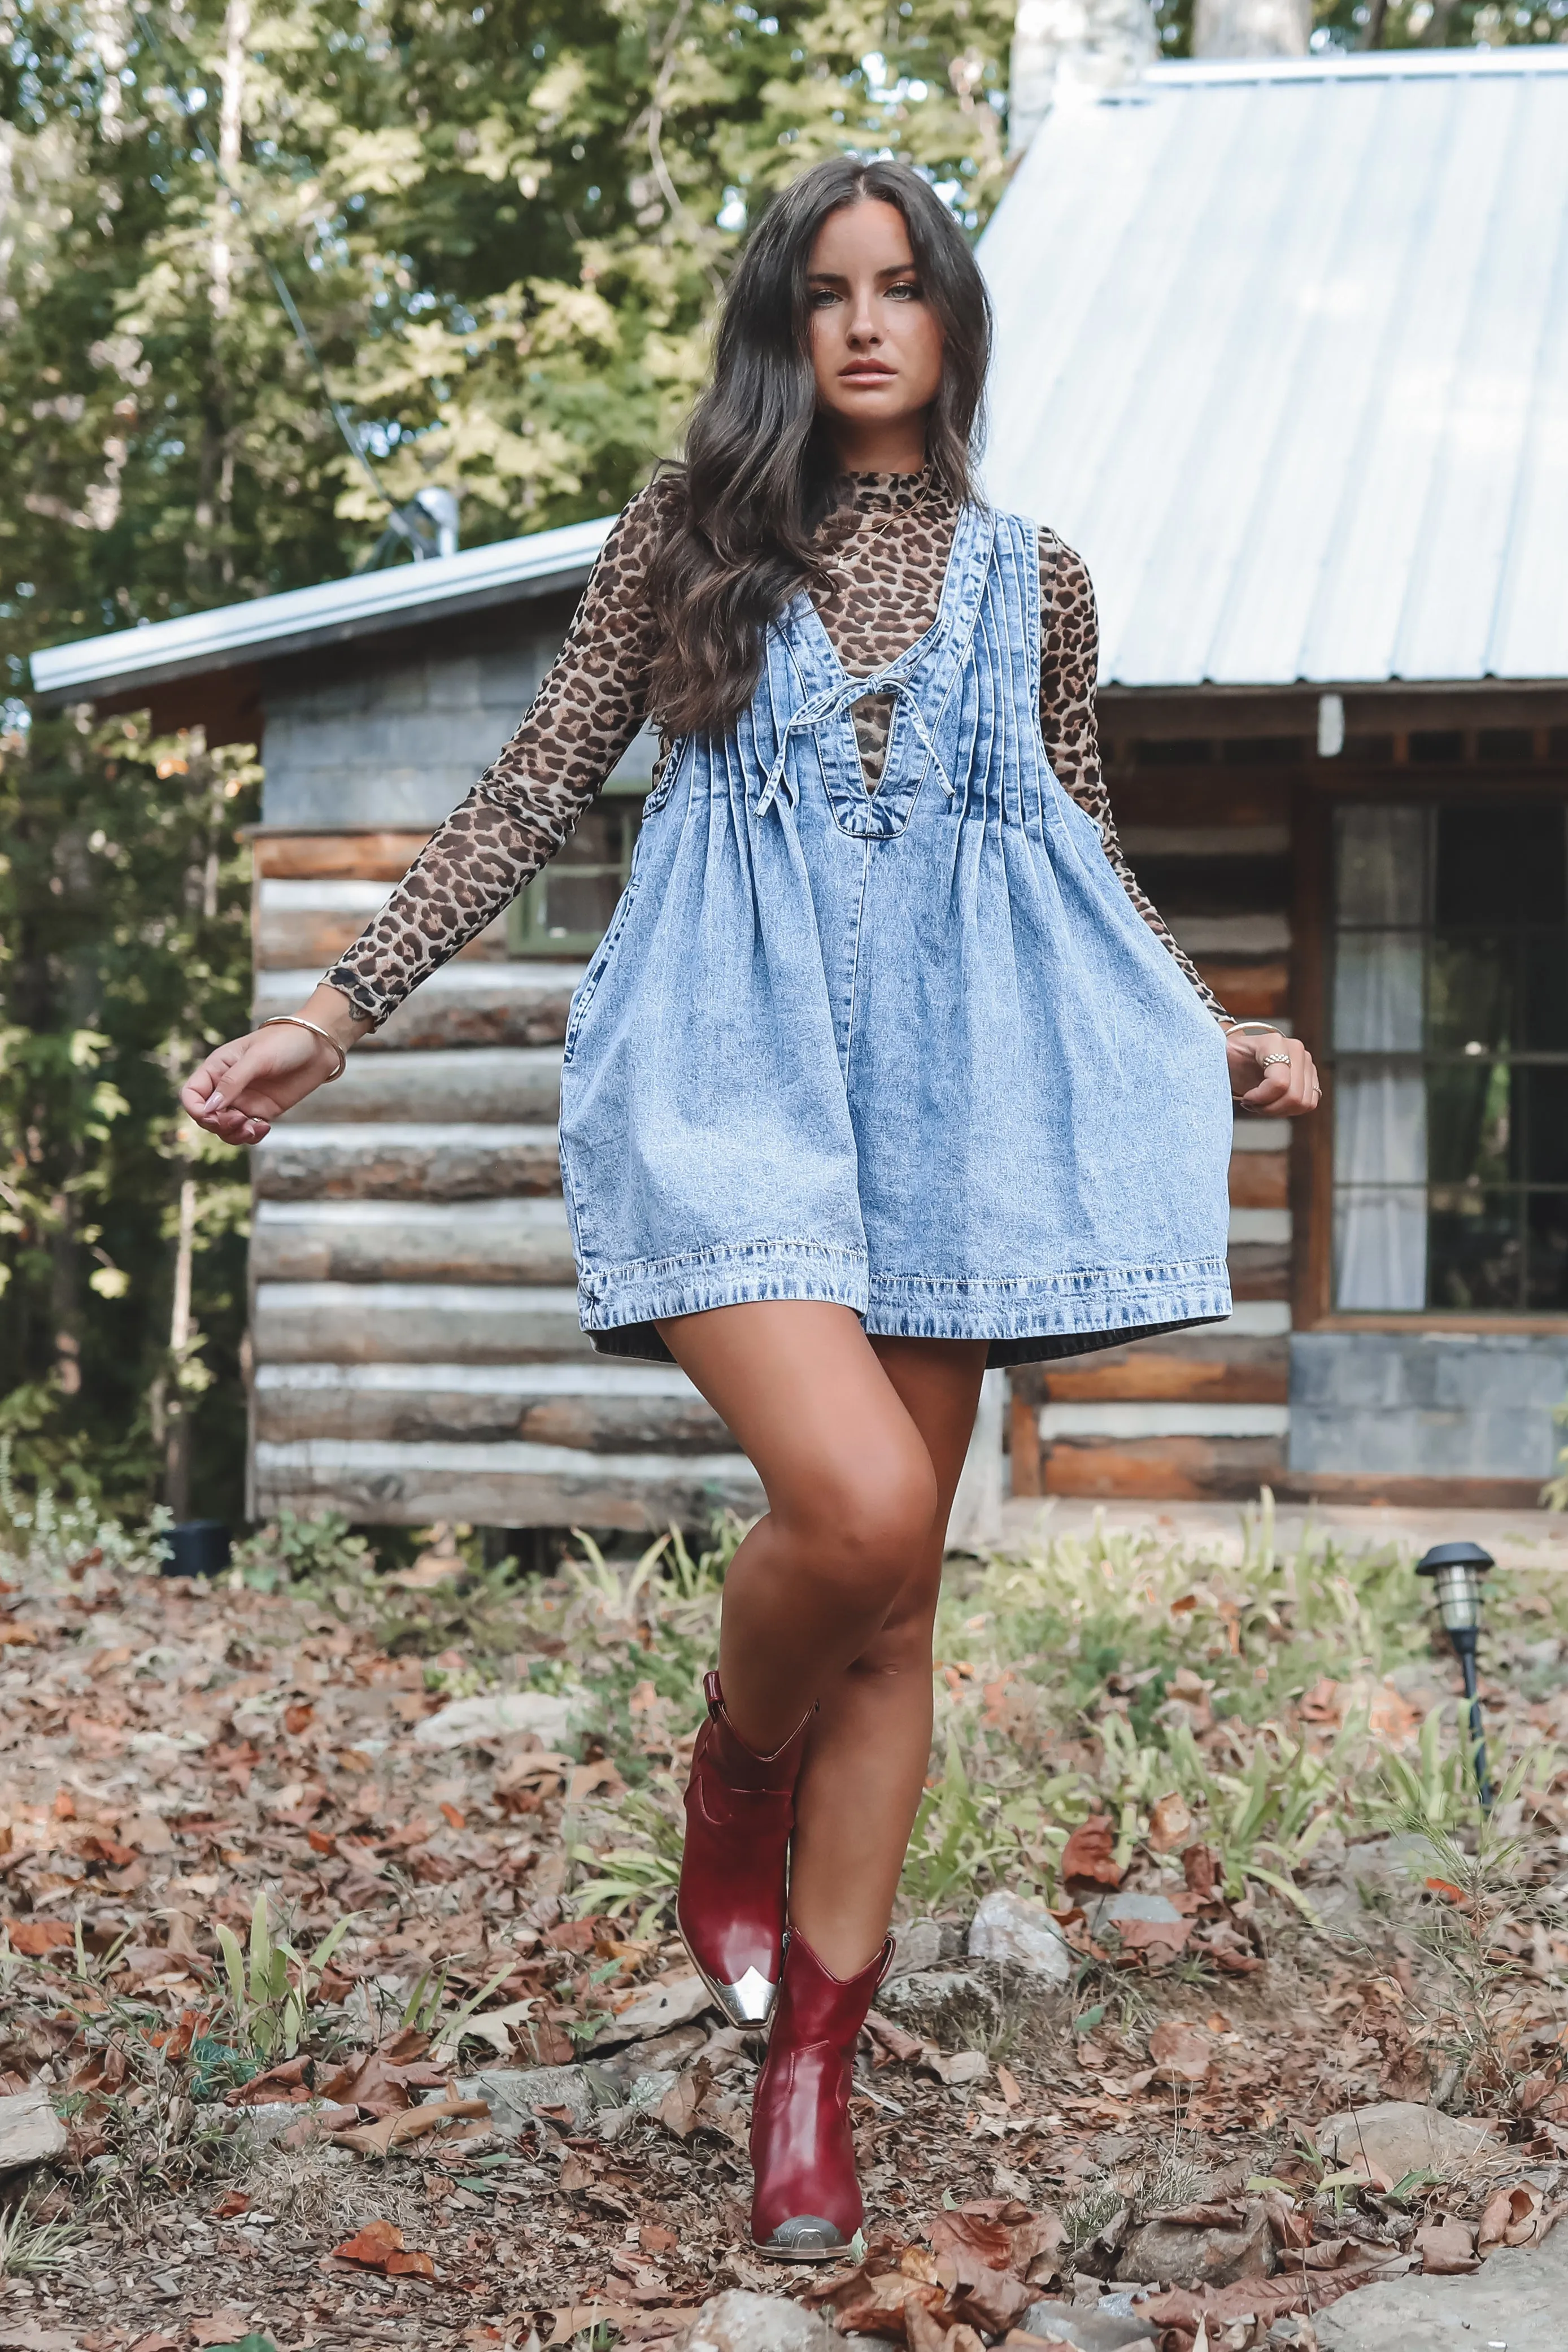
[840,364,896,383]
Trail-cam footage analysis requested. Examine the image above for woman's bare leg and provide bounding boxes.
[789,1335,985,1973]
[657,1302,986,1978]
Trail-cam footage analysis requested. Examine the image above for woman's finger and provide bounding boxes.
[1239,1036,1318,1117]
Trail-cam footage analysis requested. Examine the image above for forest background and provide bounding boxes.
[0,0,1560,1526]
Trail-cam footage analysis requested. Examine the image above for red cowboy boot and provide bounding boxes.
[676,1671,815,2028]
[749,1924,894,2262]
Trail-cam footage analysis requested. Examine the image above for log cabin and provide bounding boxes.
[32,43,1568,1526]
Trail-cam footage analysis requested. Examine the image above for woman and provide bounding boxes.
[182,157,1318,2261]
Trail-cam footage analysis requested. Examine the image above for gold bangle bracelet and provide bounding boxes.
[259,1014,349,1081]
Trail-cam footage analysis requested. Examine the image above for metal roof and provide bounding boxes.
[29,512,615,703]
[978,47,1568,691]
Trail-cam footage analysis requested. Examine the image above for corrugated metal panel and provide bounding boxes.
[981,50,1568,689]
[29,514,614,702]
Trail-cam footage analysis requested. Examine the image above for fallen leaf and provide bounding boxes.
[655,2061,712,2141]
[1478,2183,1545,2253]
[929,2211,1015,2270]
[865,2009,929,2067]
[330,2215,437,2277]
[996,2063,1023,2109]
[1416,2214,1479,2273]
[331,2096,489,2158]
[1148,2021,1212,2084]
[1183,1844,1220,1902]
[927,2049,989,2087]
[209,2191,250,2220]
[1115,1915,1192,1958]
[189,2316,251,2347]
[1,1918,73,1955]
[640,2224,678,2256]
[1149,1791,1195,1853]
[1060,1814,1122,1890]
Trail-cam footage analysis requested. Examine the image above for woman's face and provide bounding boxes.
[807,197,943,467]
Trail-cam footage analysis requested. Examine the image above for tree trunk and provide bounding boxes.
[1191,0,1309,56]
[1009,0,1155,155]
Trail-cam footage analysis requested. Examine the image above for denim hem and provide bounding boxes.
[865,1257,1232,1341]
[578,1240,870,1336]
[580,1252,1232,1367]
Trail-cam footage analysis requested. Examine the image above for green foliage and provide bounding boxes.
[572,1780,686,1923]
[0,1434,172,1575]
[0,2204,83,2278]
[213,1892,355,2062]
[229,1509,378,1594]
[0,713,258,1517]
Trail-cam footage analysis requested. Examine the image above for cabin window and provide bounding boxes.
[1330,801,1568,1313]
[510,783,643,956]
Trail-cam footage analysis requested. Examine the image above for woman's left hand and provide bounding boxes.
[1224,1027,1320,1117]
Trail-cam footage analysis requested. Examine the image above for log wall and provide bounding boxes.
[1009,769,1299,1501]
[249,829,761,1530]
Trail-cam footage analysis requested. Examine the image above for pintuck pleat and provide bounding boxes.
[558,503,1234,1367]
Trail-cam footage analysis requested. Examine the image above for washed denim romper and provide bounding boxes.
[557,502,1234,1366]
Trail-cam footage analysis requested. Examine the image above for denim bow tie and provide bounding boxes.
[755,671,956,818]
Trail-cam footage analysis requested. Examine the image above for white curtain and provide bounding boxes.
[1332,808,1430,1312]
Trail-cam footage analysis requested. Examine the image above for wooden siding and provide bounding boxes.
[249,833,755,1528]
[1012,776,1300,1502]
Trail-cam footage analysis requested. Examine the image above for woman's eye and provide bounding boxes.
[887,280,922,300]
[808,286,840,307]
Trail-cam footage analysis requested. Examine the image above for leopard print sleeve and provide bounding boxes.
[1038,533,1227,1022]
[323,478,678,1029]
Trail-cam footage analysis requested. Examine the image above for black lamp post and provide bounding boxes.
[1415,1540,1495,1812]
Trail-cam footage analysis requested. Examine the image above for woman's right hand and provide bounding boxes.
[181,1016,347,1147]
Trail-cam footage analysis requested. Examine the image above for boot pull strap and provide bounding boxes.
[703,1669,725,1721]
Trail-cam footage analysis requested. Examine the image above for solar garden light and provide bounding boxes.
[1415,1540,1495,1812]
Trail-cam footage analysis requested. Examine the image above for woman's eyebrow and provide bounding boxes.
[805,264,918,284]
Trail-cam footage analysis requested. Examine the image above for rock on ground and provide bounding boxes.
[967,1890,1073,1984]
[1016,2302,1158,2349]
[412,1685,586,1748]
[595,1970,714,2045]
[0,2081,67,2174]
[877,1967,1001,2044]
[1120,2197,1275,2289]
[674,2290,840,2352]
[1316,2214,1568,2350]
[885,1918,953,1978]
[1314,2100,1501,2184]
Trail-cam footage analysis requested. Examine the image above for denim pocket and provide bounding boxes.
[561,874,641,1069]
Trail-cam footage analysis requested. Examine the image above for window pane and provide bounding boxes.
[1428,934,1513,1056]
[1334,1184,1428,1310]
[1334,937,1424,1050]
[555,807,637,869]
[1526,1194,1568,1312]
[1427,1062,1512,1187]
[1436,804,1566,928]
[1428,1187,1524,1311]
[1521,934,1568,1051]
[1335,805,1430,927]
[535,869,628,937]
[1518,1068,1568,1187]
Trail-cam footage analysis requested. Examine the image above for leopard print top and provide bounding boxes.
[325,470,1224,1025]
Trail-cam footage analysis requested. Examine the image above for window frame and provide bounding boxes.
[1296,778,1568,1335]
[507,772,647,960]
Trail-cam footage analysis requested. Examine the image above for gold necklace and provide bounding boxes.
[826,472,934,584]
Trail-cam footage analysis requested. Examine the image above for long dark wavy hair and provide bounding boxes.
[647,158,992,739]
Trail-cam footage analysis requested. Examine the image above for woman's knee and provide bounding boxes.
[776,1436,940,1604]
